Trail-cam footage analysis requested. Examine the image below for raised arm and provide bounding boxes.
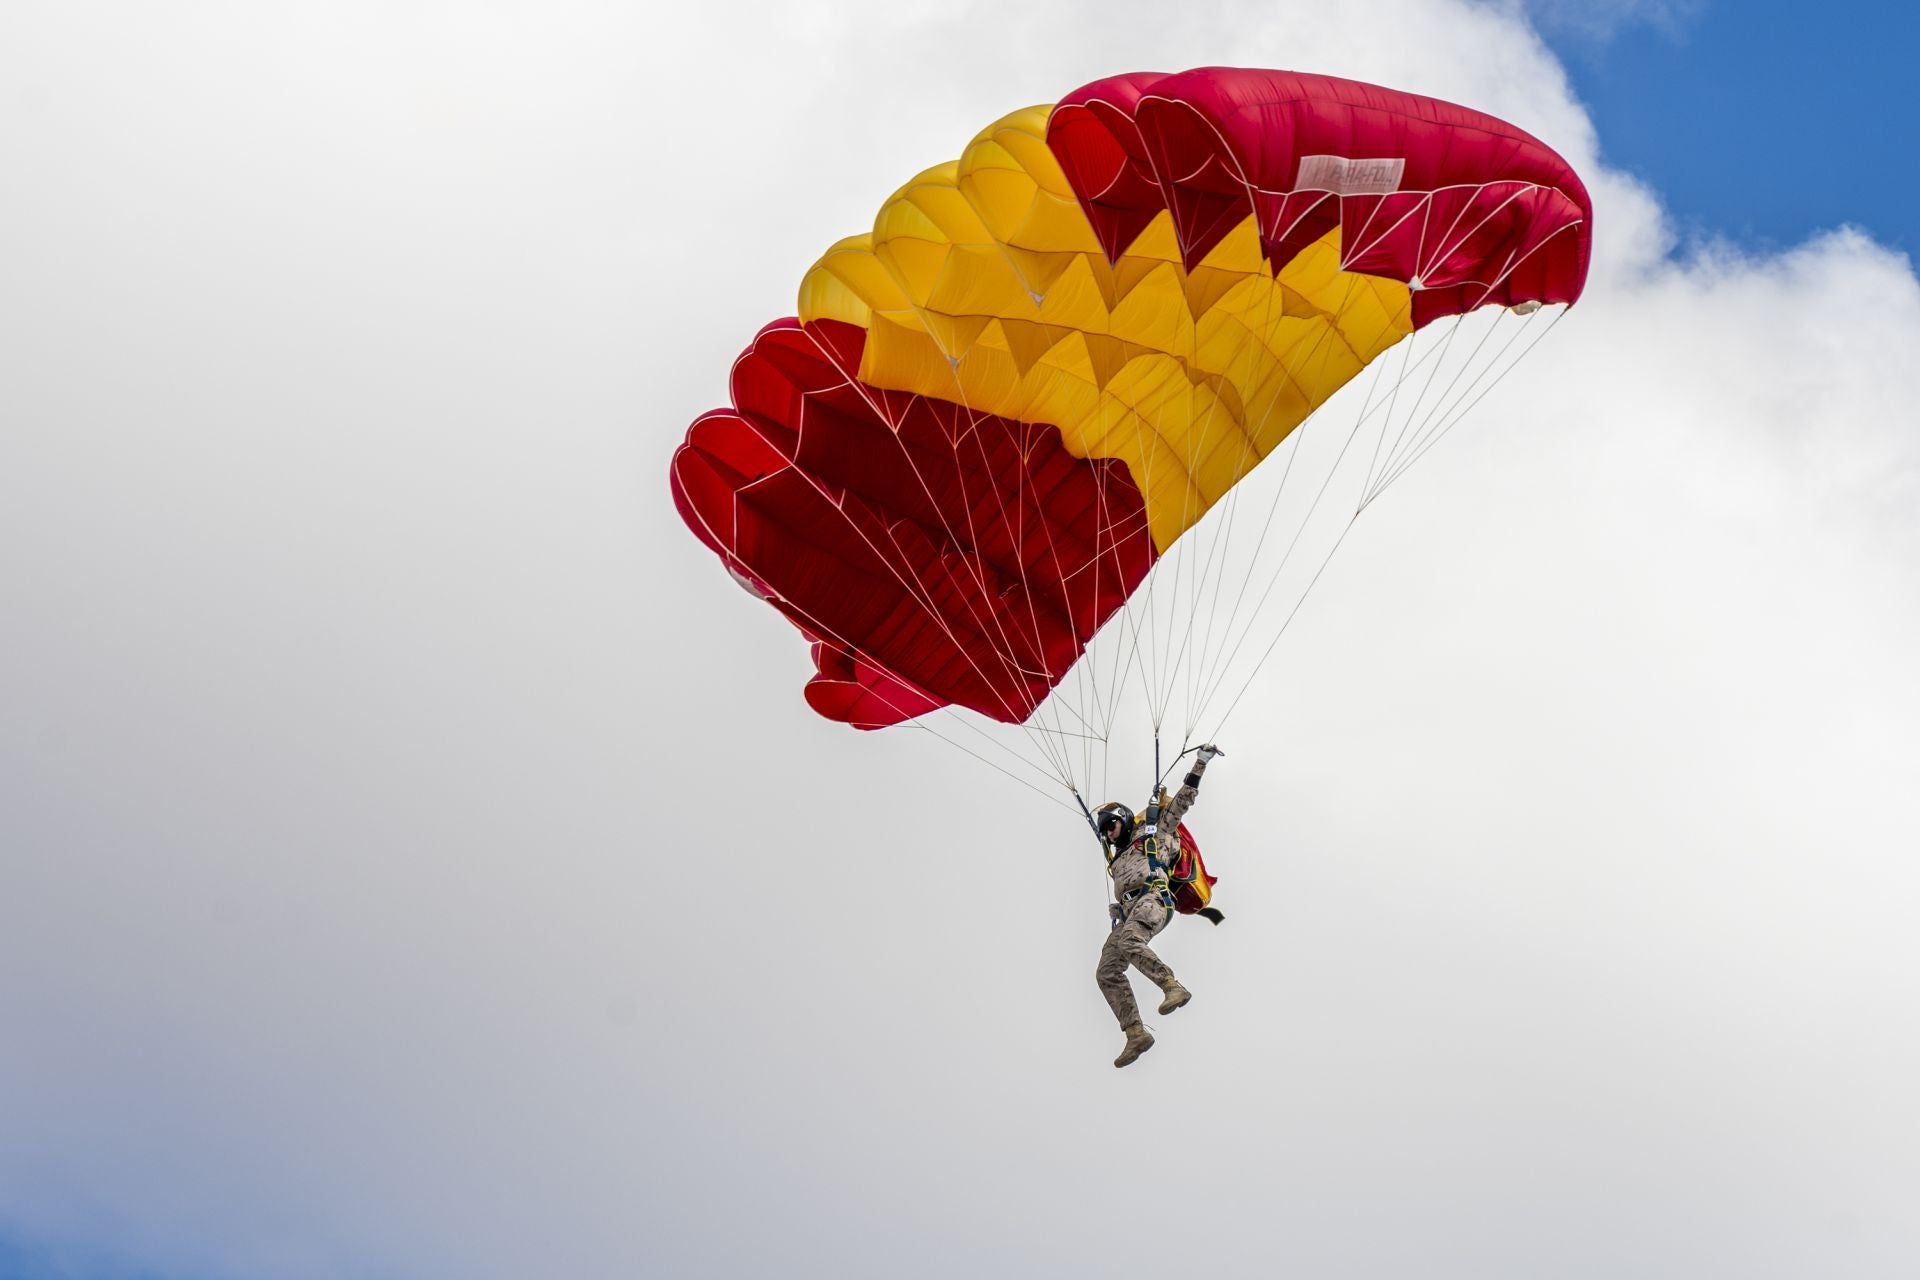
[1160,744,1222,829]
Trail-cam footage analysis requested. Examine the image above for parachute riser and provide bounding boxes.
[1073,790,1108,855]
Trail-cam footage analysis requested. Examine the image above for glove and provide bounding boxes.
[1196,743,1225,761]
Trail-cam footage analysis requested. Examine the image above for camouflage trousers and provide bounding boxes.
[1097,893,1174,1028]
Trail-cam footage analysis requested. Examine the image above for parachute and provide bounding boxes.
[671,67,1590,804]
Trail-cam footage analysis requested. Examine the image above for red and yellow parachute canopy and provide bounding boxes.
[671,68,1590,730]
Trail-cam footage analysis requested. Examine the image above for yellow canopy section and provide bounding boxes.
[798,104,1415,555]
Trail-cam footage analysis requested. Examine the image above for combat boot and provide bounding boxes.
[1157,978,1192,1016]
[1114,1022,1155,1068]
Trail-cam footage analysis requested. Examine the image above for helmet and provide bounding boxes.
[1093,802,1137,848]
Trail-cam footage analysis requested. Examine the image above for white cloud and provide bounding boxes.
[1,1,1916,1277]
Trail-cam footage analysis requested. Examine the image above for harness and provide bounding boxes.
[1108,788,1175,911]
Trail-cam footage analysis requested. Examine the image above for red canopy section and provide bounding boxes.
[1048,67,1592,328]
[669,318,1156,728]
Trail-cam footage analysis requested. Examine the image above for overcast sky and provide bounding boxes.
[4,2,1918,1278]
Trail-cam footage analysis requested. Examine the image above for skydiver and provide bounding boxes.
[1092,743,1223,1068]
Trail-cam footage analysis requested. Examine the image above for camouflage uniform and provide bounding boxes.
[1097,754,1210,1029]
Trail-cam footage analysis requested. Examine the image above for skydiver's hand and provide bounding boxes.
[1196,743,1224,761]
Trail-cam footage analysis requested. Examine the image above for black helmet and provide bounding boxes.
[1094,802,1137,848]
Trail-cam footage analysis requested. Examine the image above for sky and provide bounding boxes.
[2,2,1917,1278]
[1533,0,1920,254]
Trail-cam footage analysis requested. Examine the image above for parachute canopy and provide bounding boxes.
[671,67,1590,732]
